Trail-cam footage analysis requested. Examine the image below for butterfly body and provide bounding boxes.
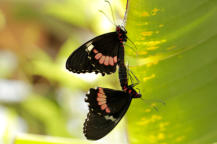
[66,26,127,76]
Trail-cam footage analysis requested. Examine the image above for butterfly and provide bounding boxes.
[66,26,127,76]
[83,85,141,140]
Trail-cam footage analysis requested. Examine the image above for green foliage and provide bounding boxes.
[21,94,71,137]
[126,0,217,143]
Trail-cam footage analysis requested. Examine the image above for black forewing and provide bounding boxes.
[66,44,97,74]
[66,32,120,75]
[84,87,132,140]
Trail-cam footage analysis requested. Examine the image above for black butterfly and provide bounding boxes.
[66,26,127,76]
[83,85,141,140]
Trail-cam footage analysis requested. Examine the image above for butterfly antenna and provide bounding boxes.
[124,36,138,56]
[140,97,166,106]
[140,97,166,112]
[122,0,129,27]
[129,72,134,85]
[136,87,141,94]
[129,69,140,86]
[127,37,138,56]
[124,43,138,56]
[126,63,140,87]
[126,63,134,85]
[99,10,116,26]
[153,105,159,112]
[127,37,137,50]
[105,0,117,25]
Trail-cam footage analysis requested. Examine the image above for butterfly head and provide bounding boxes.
[116,26,127,42]
[125,85,141,98]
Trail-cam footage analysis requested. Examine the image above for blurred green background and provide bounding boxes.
[0,0,216,144]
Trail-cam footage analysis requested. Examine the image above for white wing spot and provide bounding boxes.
[104,115,116,122]
[86,41,94,52]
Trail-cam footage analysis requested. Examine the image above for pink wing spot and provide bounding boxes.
[98,94,106,99]
[105,108,111,113]
[101,104,107,110]
[93,49,98,54]
[104,56,109,66]
[98,87,102,92]
[97,97,106,102]
[99,56,105,64]
[95,53,102,60]
[109,57,114,66]
[98,88,105,94]
[98,101,106,105]
[113,56,117,63]
[97,93,103,97]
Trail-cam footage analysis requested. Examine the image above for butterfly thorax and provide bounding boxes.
[116,26,127,43]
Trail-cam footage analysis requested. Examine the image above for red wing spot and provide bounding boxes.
[98,88,105,94]
[99,56,105,64]
[97,93,103,97]
[105,108,111,113]
[95,53,102,60]
[93,49,98,54]
[97,97,106,102]
[104,56,109,66]
[113,56,117,63]
[98,101,106,105]
[98,87,102,92]
[98,94,106,98]
[128,90,132,93]
[97,88,110,113]
[98,91,105,95]
[109,57,114,66]
[101,104,107,110]
[97,91,106,105]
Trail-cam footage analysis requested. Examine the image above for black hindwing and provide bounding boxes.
[83,87,132,140]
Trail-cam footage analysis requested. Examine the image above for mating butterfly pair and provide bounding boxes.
[66,24,141,140]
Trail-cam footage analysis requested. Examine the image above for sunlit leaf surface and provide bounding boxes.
[126,0,217,143]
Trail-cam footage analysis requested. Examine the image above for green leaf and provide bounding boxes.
[126,0,217,144]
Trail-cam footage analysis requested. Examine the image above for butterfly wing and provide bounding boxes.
[65,44,98,74]
[66,32,121,75]
[83,87,132,140]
